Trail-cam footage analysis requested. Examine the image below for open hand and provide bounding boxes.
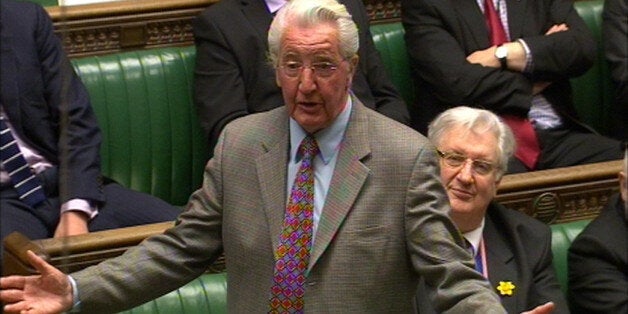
[0,250,73,314]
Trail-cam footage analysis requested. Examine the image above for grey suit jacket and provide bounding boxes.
[73,100,504,313]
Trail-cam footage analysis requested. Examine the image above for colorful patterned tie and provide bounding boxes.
[269,135,319,313]
[485,0,541,170]
[0,117,46,207]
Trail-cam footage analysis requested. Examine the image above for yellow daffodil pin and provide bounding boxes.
[496,281,516,296]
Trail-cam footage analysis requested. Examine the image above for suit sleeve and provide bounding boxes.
[521,0,596,80]
[568,212,628,314]
[72,128,228,313]
[33,4,104,204]
[602,0,628,106]
[192,12,249,152]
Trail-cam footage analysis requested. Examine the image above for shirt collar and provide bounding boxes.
[463,218,485,256]
[265,0,288,14]
[289,96,352,165]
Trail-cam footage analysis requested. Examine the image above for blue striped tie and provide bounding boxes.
[0,117,46,207]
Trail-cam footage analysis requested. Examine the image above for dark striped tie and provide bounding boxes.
[0,117,46,207]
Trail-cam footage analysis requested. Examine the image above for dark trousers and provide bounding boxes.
[507,127,623,174]
[0,168,180,272]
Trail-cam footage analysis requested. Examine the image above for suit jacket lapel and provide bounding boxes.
[453,0,490,49]
[484,209,519,312]
[308,98,371,272]
[0,33,22,128]
[257,111,290,255]
[240,0,274,47]
[505,0,527,40]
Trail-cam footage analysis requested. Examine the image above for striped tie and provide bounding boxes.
[0,117,46,207]
[269,135,319,313]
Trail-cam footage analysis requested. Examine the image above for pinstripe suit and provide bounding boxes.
[72,99,504,313]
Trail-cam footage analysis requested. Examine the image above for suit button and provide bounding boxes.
[307,281,317,286]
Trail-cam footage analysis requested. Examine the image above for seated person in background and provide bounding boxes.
[602,0,627,141]
[0,0,180,249]
[0,1,555,313]
[193,0,409,153]
[401,0,623,173]
[416,106,568,313]
[568,145,627,313]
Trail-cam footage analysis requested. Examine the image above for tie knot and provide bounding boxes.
[298,135,319,160]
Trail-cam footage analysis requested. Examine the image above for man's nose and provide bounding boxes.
[298,68,317,93]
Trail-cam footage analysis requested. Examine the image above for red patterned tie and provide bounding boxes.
[485,0,541,170]
[269,135,319,313]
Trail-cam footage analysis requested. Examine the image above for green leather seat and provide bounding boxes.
[549,219,590,294]
[71,46,209,207]
[118,272,227,314]
[370,22,416,107]
[572,0,613,135]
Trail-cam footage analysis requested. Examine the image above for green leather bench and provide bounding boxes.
[71,47,208,207]
[549,220,591,295]
[371,0,613,135]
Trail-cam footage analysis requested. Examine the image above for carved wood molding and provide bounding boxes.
[47,0,403,57]
[363,0,402,23]
[47,0,218,57]
[496,160,622,224]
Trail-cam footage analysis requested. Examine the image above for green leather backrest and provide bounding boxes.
[370,22,416,107]
[549,219,590,294]
[118,272,227,314]
[71,46,209,206]
[20,0,58,7]
[572,0,613,134]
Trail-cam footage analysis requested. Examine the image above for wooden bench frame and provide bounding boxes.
[3,159,622,276]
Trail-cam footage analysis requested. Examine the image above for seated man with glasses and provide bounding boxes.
[416,106,568,313]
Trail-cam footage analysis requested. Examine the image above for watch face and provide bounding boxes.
[496,46,508,59]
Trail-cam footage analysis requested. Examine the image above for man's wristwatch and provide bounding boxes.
[495,45,508,69]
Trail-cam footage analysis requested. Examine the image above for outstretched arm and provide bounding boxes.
[0,251,73,314]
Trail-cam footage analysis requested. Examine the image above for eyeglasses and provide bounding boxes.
[436,149,498,176]
[279,60,340,78]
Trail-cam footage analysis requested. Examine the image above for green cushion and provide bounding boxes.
[370,22,416,108]
[71,47,209,206]
[571,0,613,134]
[550,219,591,294]
[118,272,227,314]
[20,0,58,7]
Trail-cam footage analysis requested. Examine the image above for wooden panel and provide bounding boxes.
[496,160,622,224]
[47,0,218,57]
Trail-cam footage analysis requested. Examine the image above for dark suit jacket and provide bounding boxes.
[193,0,409,151]
[602,0,628,141]
[0,0,104,204]
[568,193,628,314]
[73,100,505,313]
[416,202,568,313]
[401,0,597,135]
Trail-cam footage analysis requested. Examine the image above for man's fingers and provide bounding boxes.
[2,300,31,314]
[25,250,52,275]
[0,276,26,289]
[0,288,25,303]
